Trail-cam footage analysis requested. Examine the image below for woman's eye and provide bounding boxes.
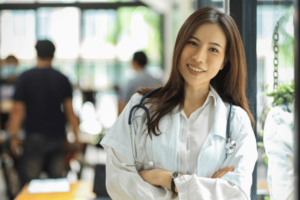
[209,48,218,52]
[188,41,197,46]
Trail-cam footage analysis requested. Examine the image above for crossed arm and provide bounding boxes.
[105,146,245,200]
[139,167,234,192]
[138,166,234,198]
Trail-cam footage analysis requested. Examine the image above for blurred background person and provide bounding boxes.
[0,55,19,131]
[118,51,162,114]
[1,55,19,83]
[6,40,81,187]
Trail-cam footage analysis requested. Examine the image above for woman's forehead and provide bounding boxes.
[190,23,227,47]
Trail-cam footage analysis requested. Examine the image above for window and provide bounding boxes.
[256,1,295,199]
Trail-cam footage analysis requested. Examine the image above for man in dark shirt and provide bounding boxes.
[7,40,80,187]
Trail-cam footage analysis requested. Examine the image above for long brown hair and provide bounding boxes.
[137,7,254,136]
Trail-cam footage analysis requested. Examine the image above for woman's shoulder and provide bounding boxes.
[130,92,143,104]
[223,103,248,120]
[224,102,252,134]
[129,90,158,106]
[220,103,255,144]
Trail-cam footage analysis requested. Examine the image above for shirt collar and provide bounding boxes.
[178,85,217,117]
[208,85,217,107]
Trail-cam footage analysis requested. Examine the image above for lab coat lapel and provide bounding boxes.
[201,88,227,151]
[210,91,228,139]
[196,88,228,176]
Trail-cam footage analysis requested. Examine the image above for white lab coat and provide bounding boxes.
[264,106,294,200]
[101,87,257,200]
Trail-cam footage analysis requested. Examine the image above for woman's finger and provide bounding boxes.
[215,169,230,178]
[212,167,228,178]
[216,167,235,178]
[212,167,227,178]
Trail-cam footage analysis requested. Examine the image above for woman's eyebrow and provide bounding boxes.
[190,36,223,49]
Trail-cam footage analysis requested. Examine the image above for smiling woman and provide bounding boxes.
[100,7,257,200]
[179,23,227,90]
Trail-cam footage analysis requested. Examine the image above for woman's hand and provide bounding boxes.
[212,166,234,178]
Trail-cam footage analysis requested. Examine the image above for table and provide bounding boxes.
[15,180,96,200]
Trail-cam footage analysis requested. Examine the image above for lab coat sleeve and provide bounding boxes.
[105,147,173,200]
[100,93,172,200]
[175,174,247,200]
[175,109,257,200]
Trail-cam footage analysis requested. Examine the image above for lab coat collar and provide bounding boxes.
[209,86,228,139]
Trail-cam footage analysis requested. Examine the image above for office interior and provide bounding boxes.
[0,0,298,200]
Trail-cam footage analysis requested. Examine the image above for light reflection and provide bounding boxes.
[116,34,135,61]
[130,12,148,50]
[95,92,118,129]
[79,101,102,135]
[72,89,83,116]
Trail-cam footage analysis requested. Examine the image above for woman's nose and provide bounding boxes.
[192,48,206,63]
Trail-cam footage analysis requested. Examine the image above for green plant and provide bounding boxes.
[264,196,270,200]
[266,80,294,108]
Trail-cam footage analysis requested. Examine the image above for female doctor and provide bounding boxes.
[101,7,257,200]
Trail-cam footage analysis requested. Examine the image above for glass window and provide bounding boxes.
[0,10,36,59]
[78,0,135,2]
[211,0,225,11]
[36,7,80,59]
[80,6,162,90]
[257,1,295,199]
[36,0,77,3]
[0,0,35,3]
[81,9,117,59]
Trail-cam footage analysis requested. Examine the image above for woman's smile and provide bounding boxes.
[187,64,205,72]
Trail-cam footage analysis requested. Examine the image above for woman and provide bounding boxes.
[101,7,257,200]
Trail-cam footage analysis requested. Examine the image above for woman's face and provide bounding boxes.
[179,23,227,89]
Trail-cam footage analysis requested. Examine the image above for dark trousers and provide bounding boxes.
[18,134,65,187]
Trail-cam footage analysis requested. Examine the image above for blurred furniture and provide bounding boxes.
[93,164,109,198]
[15,180,95,200]
[0,132,21,200]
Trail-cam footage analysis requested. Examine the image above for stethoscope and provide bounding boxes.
[121,87,237,168]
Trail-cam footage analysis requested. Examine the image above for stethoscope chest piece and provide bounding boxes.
[226,139,237,154]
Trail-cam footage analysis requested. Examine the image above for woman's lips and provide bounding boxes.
[187,64,205,72]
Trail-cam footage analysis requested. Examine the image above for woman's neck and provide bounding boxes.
[183,84,210,118]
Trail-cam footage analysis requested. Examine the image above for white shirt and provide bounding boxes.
[178,89,216,175]
[101,86,257,200]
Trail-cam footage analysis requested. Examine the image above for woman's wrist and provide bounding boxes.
[155,169,173,190]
